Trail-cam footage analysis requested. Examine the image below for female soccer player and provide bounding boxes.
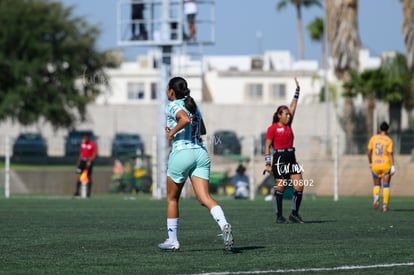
[367,121,395,212]
[264,78,305,224]
[158,76,234,251]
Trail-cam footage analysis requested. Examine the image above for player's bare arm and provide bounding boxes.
[289,77,300,122]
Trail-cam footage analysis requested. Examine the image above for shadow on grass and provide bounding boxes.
[182,246,265,254]
[303,219,338,224]
[390,208,414,212]
[230,246,265,254]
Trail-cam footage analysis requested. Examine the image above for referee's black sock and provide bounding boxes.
[275,191,284,217]
[291,191,303,216]
[74,181,81,195]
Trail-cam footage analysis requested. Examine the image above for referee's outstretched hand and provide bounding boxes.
[294,77,300,92]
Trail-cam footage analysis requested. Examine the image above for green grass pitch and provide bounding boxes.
[0,194,413,274]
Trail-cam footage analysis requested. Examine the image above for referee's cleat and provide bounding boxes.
[276,215,288,224]
[289,213,304,224]
[222,224,234,252]
[158,239,180,251]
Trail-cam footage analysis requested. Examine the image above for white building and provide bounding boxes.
[0,48,385,157]
[95,48,381,107]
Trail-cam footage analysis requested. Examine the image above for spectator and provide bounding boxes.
[184,0,197,42]
[231,164,249,199]
[131,1,148,40]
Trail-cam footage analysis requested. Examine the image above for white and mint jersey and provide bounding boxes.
[166,98,205,151]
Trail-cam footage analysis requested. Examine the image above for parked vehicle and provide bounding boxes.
[12,133,47,157]
[65,130,96,157]
[259,132,274,155]
[212,130,241,155]
[111,132,145,158]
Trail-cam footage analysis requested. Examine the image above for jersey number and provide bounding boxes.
[374,143,384,156]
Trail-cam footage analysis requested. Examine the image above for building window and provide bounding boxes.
[127,82,145,100]
[246,83,263,101]
[150,82,157,100]
[269,83,286,100]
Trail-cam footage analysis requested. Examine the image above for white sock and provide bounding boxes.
[167,218,179,242]
[210,205,228,231]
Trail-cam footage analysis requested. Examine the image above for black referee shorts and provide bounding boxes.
[271,148,301,179]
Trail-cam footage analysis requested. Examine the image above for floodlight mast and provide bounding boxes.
[116,0,215,199]
[157,0,173,200]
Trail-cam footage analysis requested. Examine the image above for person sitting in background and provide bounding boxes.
[231,164,249,199]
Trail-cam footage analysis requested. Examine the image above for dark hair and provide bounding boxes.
[272,105,289,123]
[168,77,197,114]
[380,121,389,132]
[236,164,246,174]
[168,76,206,137]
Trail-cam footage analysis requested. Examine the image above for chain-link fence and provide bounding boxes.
[1,133,414,198]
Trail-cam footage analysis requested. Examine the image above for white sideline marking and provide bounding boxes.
[184,262,414,274]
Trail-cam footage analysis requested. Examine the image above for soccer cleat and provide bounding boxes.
[276,215,288,224]
[382,205,388,213]
[222,224,234,252]
[373,200,379,210]
[289,213,304,224]
[158,239,180,251]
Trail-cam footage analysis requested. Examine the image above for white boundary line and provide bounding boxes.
[183,262,414,275]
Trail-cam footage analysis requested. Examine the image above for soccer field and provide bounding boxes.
[0,194,413,274]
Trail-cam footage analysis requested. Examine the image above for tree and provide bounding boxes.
[345,69,384,137]
[276,0,322,60]
[307,17,336,104]
[345,53,412,136]
[379,52,412,134]
[401,0,414,125]
[307,17,325,68]
[0,0,111,130]
[326,0,361,153]
[402,0,414,72]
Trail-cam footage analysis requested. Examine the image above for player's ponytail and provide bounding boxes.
[168,76,206,137]
[168,77,198,114]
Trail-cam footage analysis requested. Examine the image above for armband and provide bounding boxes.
[293,92,299,100]
[265,154,271,166]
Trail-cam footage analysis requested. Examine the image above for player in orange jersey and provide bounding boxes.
[367,122,395,212]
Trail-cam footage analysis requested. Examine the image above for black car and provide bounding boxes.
[65,130,96,157]
[212,130,241,155]
[13,133,47,157]
[111,132,145,158]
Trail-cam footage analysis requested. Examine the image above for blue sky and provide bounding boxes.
[59,0,405,62]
